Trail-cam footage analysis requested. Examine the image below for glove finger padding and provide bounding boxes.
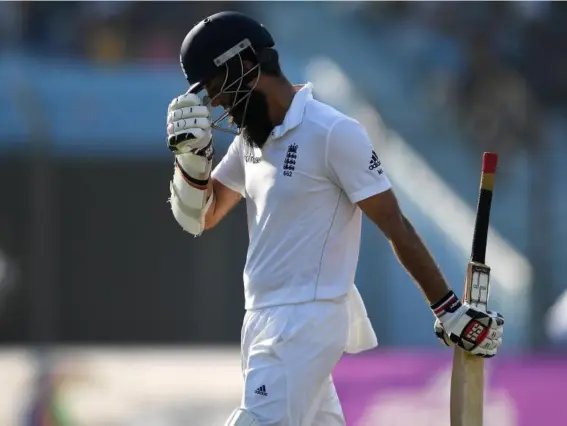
[168,92,202,110]
[471,336,502,358]
[168,106,210,122]
[481,337,502,351]
[486,327,503,340]
[170,117,211,134]
[488,310,505,326]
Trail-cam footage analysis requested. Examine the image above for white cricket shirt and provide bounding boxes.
[212,83,391,309]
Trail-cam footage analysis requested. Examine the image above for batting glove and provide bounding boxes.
[167,92,212,155]
[431,291,504,358]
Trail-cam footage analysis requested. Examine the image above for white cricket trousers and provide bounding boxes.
[240,297,349,426]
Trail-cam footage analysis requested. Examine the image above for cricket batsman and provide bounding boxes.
[166,11,505,426]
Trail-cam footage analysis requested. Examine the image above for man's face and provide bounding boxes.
[205,72,274,149]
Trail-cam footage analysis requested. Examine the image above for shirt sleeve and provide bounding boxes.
[211,136,246,197]
[326,117,391,203]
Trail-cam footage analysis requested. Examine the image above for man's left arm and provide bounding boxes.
[358,191,451,304]
[326,117,504,357]
[325,117,448,302]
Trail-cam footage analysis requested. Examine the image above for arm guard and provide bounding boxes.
[169,144,214,236]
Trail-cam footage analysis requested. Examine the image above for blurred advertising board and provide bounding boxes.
[1,348,566,426]
[334,351,567,426]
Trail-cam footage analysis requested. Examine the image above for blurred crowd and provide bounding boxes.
[356,1,567,155]
[2,2,565,138]
[0,2,243,65]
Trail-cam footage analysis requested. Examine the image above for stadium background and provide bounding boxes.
[1,2,566,425]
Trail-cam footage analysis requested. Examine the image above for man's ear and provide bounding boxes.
[241,59,263,90]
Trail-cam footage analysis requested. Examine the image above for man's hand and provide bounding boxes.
[432,291,504,357]
[167,92,212,155]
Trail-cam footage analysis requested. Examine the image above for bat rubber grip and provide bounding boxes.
[482,152,498,173]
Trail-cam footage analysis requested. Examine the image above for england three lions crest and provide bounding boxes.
[283,143,298,177]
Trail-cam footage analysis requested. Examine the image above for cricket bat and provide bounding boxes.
[450,152,498,426]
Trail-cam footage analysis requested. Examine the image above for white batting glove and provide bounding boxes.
[167,92,212,155]
[431,291,505,358]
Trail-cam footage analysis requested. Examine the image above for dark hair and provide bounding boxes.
[258,48,283,77]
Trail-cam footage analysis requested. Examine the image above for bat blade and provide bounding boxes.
[451,347,485,426]
[450,262,491,426]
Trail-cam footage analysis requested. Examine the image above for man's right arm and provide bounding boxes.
[203,178,242,230]
[203,134,246,230]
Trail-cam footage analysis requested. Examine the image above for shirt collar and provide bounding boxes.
[270,82,313,140]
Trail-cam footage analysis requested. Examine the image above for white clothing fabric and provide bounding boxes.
[345,285,378,353]
[212,83,392,310]
[240,298,349,426]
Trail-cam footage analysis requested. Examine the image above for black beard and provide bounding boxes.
[230,90,273,149]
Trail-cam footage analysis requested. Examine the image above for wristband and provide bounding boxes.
[193,138,214,160]
[430,290,461,319]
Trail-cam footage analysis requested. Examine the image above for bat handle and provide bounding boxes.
[482,152,498,173]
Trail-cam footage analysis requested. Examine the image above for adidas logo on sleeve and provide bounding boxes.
[254,385,268,396]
